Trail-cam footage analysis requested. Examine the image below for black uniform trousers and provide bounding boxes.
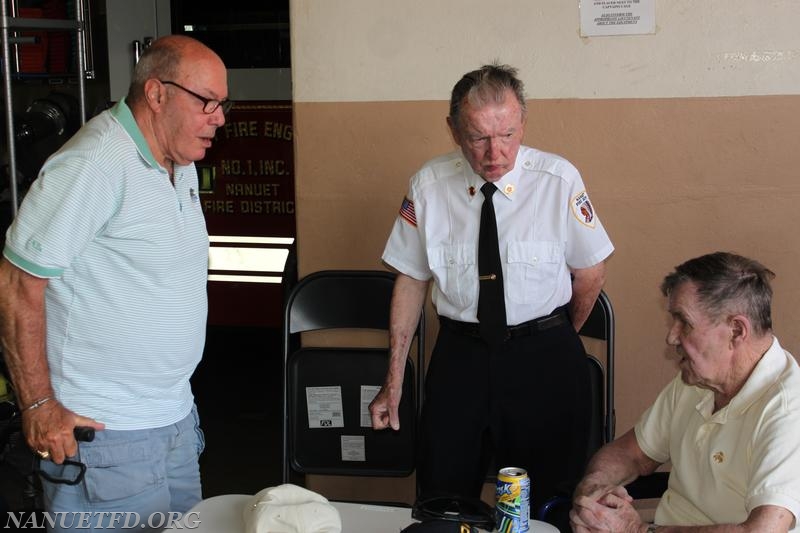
[418,315,591,512]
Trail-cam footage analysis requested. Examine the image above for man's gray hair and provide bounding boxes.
[126,39,182,106]
[449,63,527,127]
[660,251,774,336]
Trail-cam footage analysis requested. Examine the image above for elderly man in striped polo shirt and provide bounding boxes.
[0,35,229,530]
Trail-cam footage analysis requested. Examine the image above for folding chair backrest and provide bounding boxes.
[285,272,395,334]
[578,290,615,451]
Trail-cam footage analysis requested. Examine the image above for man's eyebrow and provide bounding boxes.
[667,308,682,318]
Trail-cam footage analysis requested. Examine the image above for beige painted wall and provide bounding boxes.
[289,0,800,504]
[291,1,800,101]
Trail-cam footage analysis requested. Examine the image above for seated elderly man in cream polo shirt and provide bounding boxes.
[571,252,800,533]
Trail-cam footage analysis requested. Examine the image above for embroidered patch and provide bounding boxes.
[399,196,417,227]
[571,191,596,228]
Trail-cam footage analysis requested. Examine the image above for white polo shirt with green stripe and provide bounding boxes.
[3,99,209,430]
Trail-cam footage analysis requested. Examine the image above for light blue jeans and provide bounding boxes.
[38,406,205,532]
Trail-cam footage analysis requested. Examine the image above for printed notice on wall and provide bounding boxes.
[580,0,655,37]
[306,386,344,428]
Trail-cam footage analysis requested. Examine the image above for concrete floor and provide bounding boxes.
[191,325,285,499]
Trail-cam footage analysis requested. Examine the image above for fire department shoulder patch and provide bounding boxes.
[571,191,596,228]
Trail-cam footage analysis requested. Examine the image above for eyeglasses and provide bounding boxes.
[159,80,233,115]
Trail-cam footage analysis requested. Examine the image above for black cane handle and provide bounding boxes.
[73,426,95,442]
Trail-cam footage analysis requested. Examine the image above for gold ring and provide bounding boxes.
[36,449,50,460]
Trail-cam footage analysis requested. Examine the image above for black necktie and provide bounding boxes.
[477,182,507,349]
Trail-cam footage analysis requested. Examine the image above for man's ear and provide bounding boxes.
[729,314,750,345]
[144,79,163,108]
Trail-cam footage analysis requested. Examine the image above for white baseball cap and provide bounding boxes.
[243,484,342,533]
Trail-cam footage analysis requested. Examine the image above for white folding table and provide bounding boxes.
[186,494,559,532]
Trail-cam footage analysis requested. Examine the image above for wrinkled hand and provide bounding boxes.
[574,473,633,505]
[22,400,105,464]
[571,493,644,533]
[369,384,402,431]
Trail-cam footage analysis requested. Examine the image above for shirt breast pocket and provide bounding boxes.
[428,243,477,309]
[506,241,564,304]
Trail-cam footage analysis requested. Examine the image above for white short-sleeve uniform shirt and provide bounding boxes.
[635,337,800,529]
[382,146,614,325]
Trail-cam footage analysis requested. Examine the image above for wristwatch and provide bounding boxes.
[646,525,659,533]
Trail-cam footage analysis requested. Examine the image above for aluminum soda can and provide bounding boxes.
[495,466,530,533]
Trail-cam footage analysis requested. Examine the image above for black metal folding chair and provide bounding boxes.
[536,290,617,529]
[281,270,424,501]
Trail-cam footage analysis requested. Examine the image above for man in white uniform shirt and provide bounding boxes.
[571,252,800,533]
[370,63,614,516]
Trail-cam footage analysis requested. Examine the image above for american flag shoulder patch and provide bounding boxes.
[399,196,417,227]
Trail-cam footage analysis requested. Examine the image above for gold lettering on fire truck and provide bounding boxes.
[220,159,289,176]
[220,121,293,141]
[224,183,281,196]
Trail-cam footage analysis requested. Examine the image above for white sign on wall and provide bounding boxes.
[580,0,655,37]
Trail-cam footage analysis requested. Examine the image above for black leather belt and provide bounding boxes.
[438,305,570,340]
